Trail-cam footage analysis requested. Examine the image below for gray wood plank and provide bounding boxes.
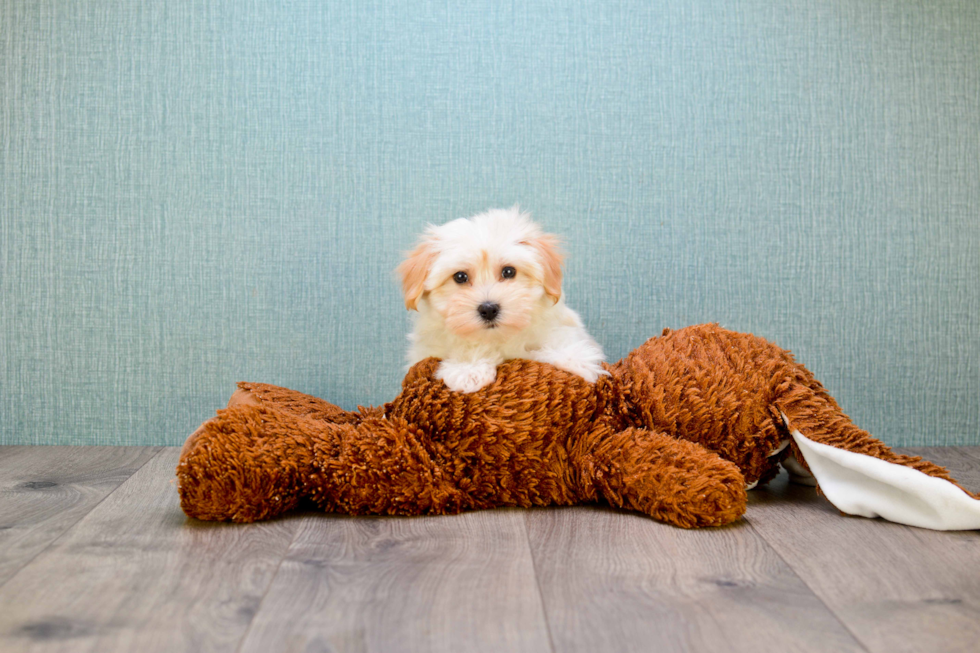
[238,509,554,653]
[526,505,863,653]
[950,446,980,469]
[746,446,980,653]
[0,446,160,587]
[0,448,299,653]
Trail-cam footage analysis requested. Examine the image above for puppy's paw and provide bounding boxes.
[531,352,609,383]
[436,360,498,393]
[556,359,610,383]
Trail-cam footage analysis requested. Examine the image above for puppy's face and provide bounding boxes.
[398,208,563,340]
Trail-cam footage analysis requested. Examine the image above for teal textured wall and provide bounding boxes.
[2,1,978,446]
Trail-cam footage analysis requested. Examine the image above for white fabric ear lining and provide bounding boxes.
[782,413,980,531]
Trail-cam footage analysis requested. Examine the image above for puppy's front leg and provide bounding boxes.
[436,359,500,393]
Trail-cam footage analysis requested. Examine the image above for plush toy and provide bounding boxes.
[177,324,980,530]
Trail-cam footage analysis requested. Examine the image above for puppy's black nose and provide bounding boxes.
[478,302,500,323]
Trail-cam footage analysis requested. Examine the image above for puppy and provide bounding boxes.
[397,207,608,393]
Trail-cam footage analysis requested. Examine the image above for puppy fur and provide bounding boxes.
[398,207,608,393]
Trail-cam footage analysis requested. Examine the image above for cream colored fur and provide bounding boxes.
[398,207,607,393]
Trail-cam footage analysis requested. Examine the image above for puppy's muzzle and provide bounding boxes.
[477,301,500,325]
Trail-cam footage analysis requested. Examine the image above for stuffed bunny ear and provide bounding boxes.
[787,424,980,531]
[527,233,564,303]
[397,240,437,311]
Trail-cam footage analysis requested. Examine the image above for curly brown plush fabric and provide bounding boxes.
[177,324,971,528]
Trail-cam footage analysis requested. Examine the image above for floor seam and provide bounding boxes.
[233,516,304,653]
[743,515,873,653]
[523,510,559,653]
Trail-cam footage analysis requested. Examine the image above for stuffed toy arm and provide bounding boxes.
[570,424,747,528]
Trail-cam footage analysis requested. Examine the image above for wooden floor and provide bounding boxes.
[0,447,978,653]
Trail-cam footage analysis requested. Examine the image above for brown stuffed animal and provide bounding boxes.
[177,324,976,529]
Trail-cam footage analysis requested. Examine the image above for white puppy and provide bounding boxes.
[397,207,608,393]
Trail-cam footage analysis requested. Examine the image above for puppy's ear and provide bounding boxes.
[527,234,564,303]
[397,241,436,311]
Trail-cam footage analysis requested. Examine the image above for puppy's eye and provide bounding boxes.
[453,271,469,284]
[501,266,516,280]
